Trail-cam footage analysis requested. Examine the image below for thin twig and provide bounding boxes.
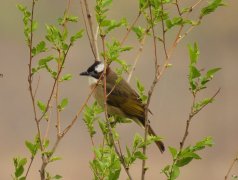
[161,0,168,60]
[83,0,99,61]
[141,2,159,179]
[25,156,34,178]
[175,0,182,16]
[120,12,141,46]
[26,1,46,178]
[55,54,61,136]
[127,35,146,83]
[33,75,40,99]
[38,44,72,122]
[79,0,96,59]
[225,152,238,180]
[101,35,132,180]
[180,88,220,150]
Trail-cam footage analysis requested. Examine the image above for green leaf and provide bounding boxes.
[206,68,221,78]
[193,98,213,112]
[66,15,78,22]
[50,156,62,163]
[189,65,201,79]
[15,166,24,177]
[43,139,50,149]
[136,79,148,103]
[201,0,225,17]
[37,100,46,112]
[188,43,199,64]
[176,157,193,167]
[58,98,69,111]
[134,151,147,160]
[53,175,63,179]
[25,141,37,156]
[171,165,180,180]
[32,41,47,56]
[132,26,145,41]
[61,74,72,81]
[70,30,84,43]
[18,158,27,167]
[38,56,54,66]
[169,147,177,159]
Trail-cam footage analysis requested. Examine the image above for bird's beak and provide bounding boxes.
[80,71,89,76]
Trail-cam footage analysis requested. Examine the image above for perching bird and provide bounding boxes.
[80,61,165,153]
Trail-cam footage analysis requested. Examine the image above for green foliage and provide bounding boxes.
[136,79,148,103]
[103,40,132,77]
[200,0,225,18]
[83,102,103,137]
[90,146,121,180]
[57,98,69,111]
[132,26,146,41]
[32,41,47,57]
[125,134,162,167]
[95,0,127,35]
[46,172,63,180]
[25,135,41,156]
[60,74,73,82]
[17,4,36,44]
[162,137,214,180]
[37,100,46,113]
[188,43,221,93]
[12,157,27,180]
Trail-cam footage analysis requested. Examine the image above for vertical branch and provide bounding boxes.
[101,35,132,180]
[79,0,97,59]
[28,0,44,152]
[82,0,100,61]
[141,2,159,179]
[55,52,61,136]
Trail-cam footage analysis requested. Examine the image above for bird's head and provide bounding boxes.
[80,61,105,79]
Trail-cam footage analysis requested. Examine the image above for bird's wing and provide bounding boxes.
[106,78,145,125]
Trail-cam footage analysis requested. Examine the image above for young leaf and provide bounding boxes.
[188,43,199,64]
[200,0,225,17]
[60,74,72,81]
[171,165,180,180]
[38,56,54,66]
[32,41,47,56]
[169,147,177,159]
[70,30,84,43]
[37,100,46,112]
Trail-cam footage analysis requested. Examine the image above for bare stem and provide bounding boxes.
[127,35,146,83]
[225,152,238,180]
[79,0,96,59]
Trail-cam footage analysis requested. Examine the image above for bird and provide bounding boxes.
[80,61,165,153]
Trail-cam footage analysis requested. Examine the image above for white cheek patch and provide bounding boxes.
[88,76,98,86]
[95,63,104,73]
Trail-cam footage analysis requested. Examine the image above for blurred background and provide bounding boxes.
[1,0,238,179]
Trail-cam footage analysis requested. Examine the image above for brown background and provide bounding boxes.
[1,0,238,179]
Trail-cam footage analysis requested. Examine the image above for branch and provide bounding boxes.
[225,152,238,180]
[127,35,146,83]
[120,12,141,46]
[180,88,220,150]
[101,35,133,180]
[79,0,96,59]
[141,2,159,179]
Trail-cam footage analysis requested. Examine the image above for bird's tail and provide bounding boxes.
[148,125,165,153]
